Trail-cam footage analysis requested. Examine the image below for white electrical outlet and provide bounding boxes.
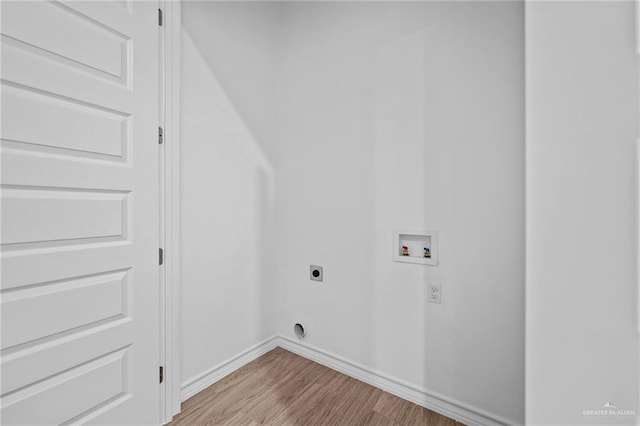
[428,283,441,304]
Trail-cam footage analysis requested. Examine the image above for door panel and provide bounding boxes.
[2,1,129,83]
[2,82,129,160]
[2,348,129,426]
[1,1,160,424]
[1,187,128,246]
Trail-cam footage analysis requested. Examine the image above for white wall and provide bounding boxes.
[180,1,281,389]
[276,3,524,424]
[526,2,639,425]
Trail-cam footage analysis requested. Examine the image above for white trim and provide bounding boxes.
[158,0,168,421]
[637,0,640,337]
[180,336,279,402]
[162,0,182,423]
[637,139,640,334]
[275,336,513,426]
[636,0,640,55]
[637,3,640,333]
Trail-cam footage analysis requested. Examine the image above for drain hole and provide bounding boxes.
[294,323,306,338]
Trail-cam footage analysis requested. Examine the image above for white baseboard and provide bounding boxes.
[180,336,278,402]
[179,334,514,426]
[275,336,514,426]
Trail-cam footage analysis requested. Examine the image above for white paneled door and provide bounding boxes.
[1,1,161,424]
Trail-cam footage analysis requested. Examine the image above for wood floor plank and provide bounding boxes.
[364,411,402,426]
[225,411,261,426]
[169,348,464,426]
[320,378,383,425]
[267,383,340,425]
[373,391,433,426]
[241,370,318,424]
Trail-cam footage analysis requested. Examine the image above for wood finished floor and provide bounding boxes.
[169,347,464,426]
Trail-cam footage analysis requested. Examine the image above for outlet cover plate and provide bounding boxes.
[310,265,323,282]
[429,283,441,304]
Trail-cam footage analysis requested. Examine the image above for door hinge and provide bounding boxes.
[159,248,164,266]
[159,366,164,383]
[158,8,163,26]
[158,126,163,144]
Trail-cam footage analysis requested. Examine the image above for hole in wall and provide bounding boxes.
[294,323,305,338]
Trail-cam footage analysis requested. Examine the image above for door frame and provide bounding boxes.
[160,0,182,423]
